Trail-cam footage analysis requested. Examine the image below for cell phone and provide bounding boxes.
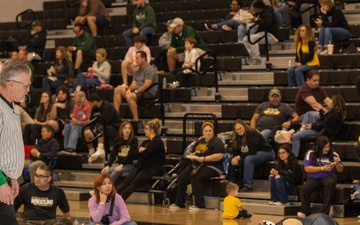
[329,162,336,167]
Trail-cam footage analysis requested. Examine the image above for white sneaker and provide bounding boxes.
[297,212,306,218]
[168,204,180,210]
[320,49,328,55]
[88,148,105,163]
[204,23,214,32]
[268,201,275,205]
[274,201,290,206]
[188,205,204,211]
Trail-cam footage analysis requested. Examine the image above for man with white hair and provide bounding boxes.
[0,60,31,224]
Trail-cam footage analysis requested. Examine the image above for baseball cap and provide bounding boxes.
[269,88,281,96]
[169,18,184,28]
[32,20,42,27]
[165,19,173,27]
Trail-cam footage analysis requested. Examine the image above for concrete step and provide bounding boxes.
[54,180,93,189]
[58,171,100,182]
[238,199,301,216]
[220,71,274,85]
[192,87,248,101]
[47,29,74,39]
[165,103,222,118]
[344,3,360,10]
[62,187,92,201]
[108,7,127,16]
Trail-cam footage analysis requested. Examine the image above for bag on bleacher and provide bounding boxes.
[274,129,295,144]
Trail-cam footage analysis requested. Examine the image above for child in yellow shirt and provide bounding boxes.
[223,182,253,219]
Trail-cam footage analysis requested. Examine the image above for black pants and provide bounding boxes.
[0,177,18,225]
[175,164,219,208]
[117,167,162,201]
[300,176,337,215]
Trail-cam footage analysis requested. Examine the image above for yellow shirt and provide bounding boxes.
[223,195,242,219]
[296,42,319,67]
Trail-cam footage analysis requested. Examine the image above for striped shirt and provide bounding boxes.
[0,94,24,179]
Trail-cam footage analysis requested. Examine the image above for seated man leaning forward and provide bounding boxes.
[15,165,72,225]
[250,88,300,141]
[113,50,158,122]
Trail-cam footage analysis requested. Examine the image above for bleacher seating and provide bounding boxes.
[13,0,360,216]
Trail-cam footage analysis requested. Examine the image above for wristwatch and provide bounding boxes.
[134,90,138,93]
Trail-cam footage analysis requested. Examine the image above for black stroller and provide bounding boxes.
[148,140,195,207]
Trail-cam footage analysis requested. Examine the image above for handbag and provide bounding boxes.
[274,129,295,144]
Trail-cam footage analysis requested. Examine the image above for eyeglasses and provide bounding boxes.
[7,79,31,89]
[299,30,306,32]
[35,174,51,179]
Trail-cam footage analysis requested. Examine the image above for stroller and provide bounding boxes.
[148,139,196,207]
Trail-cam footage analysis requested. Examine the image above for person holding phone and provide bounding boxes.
[88,173,137,225]
[297,136,343,217]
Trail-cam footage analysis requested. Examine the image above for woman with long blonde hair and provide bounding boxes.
[287,24,319,87]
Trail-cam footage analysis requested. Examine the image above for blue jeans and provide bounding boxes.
[353,184,360,199]
[108,163,136,182]
[274,7,283,28]
[242,150,275,187]
[301,111,320,124]
[260,129,272,141]
[318,27,351,48]
[42,77,65,92]
[89,221,137,225]
[287,65,318,87]
[215,20,240,30]
[64,123,83,149]
[269,175,296,204]
[292,129,318,157]
[237,23,257,42]
[123,27,156,47]
[76,73,101,91]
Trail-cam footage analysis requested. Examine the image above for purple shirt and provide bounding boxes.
[88,193,131,225]
[303,150,342,179]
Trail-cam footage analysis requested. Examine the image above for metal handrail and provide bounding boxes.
[193,50,221,102]
[246,19,270,62]
[16,9,34,29]
[66,0,80,8]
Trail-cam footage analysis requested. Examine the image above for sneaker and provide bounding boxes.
[274,201,290,206]
[319,49,328,55]
[222,25,232,31]
[188,205,204,211]
[88,148,105,163]
[120,84,128,89]
[204,23,214,32]
[297,212,306,218]
[168,204,180,210]
[247,58,260,66]
[243,213,253,218]
[268,201,275,205]
[239,185,253,192]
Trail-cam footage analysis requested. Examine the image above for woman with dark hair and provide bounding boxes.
[228,119,275,192]
[292,94,346,157]
[88,174,137,225]
[268,144,303,206]
[297,136,343,217]
[23,91,54,145]
[169,121,225,210]
[116,118,165,201]
[102,121,138,183]
[43,46,72,92]
[287,24,319,87]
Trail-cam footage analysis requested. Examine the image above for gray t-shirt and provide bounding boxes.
[134,63,158,96]
[255,102,294,131]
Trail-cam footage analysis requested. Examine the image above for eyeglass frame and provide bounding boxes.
[6,79,31,89]
[34,174,51,179]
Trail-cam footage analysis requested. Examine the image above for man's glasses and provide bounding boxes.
[34,174,51,179]
[7,80,31,89]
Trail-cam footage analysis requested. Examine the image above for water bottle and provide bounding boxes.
[35,139,38,145]
[162,77,167,89]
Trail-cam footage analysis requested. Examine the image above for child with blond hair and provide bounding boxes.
[223,182,253,219]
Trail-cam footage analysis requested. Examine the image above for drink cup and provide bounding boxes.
[327,44,334,55]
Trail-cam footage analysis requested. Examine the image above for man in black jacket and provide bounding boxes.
[242,0,279,65]
[21,20,47,61]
